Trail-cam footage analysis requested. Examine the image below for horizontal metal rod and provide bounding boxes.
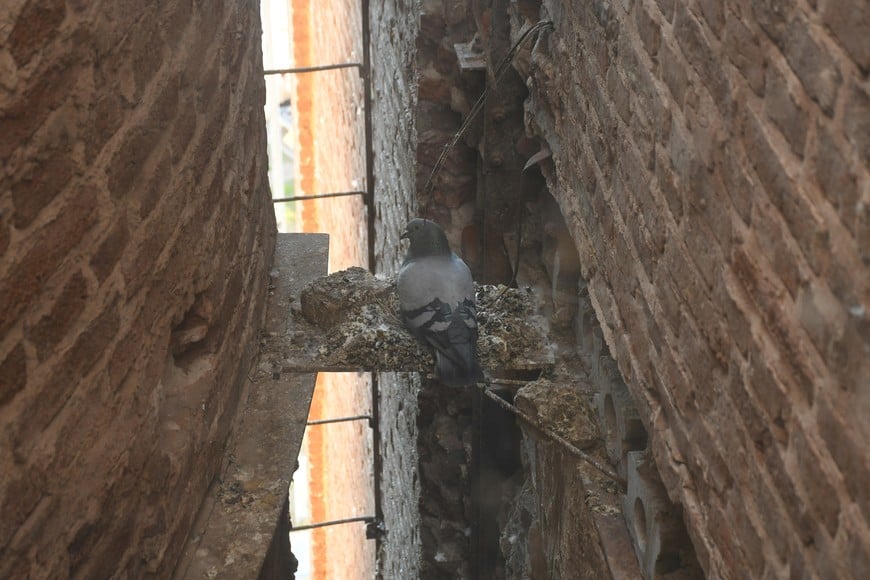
[307,414,373,426]
[263,63,363,75]
[478,383,623,485]
[289,515,374,532]
[272,190,366,203]
[488,378,533,386]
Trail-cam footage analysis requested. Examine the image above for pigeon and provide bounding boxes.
[397,218,484,386]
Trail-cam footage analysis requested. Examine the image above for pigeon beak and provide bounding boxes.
[400,230,409,240]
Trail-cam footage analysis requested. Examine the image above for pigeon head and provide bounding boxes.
[401,218,451,258]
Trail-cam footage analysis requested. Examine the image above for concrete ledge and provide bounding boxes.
[174,234,329,579]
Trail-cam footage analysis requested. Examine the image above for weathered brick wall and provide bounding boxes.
[521,0,868,577]
[370,1,424,577]
[0,1,275,577]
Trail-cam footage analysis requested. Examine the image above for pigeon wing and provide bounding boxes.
[397,254,482,385]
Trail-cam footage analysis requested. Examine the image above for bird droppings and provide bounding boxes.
[514,379,600,450]
[290,267,552,373]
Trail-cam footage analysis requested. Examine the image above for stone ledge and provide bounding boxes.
[173,233,329,580]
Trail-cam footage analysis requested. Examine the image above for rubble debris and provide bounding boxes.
[289,268,552,373]
[515,379,600,450]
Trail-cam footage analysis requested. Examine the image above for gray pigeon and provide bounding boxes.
[397,218,484,386]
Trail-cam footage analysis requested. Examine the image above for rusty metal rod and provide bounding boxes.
[488,378,536,386]
[477,383,623,484]
[272,190,366,203]
[307,414,373,426]
[264,63,363,75]
[289,515,374,532]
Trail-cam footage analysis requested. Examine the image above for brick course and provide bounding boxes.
[524,0,869,576]
[0,1,275,576]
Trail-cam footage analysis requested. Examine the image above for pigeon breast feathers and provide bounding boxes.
[397,220,483,386]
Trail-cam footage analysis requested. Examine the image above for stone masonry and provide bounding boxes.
[0,1,276,577]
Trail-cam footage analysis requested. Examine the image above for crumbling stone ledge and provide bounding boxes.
[285,267,554,374]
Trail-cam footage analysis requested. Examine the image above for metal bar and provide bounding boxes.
[263,63,363,75]
[289,515,374,533]
[478,384,623,484]
[361,1,376,277]
[360,1,384,575]
[488,377,535,386]
[271,190,366,203]
[307,414,373,426]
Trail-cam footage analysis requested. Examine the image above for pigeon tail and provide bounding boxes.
[434,346,484,387]
[430,312,484,387]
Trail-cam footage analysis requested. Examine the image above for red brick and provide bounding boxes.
[725,490,766,573]
[13,298,122,459]
[158,0,194,48]
[418,71,452,104]
[723,11,766,97]
[747,354,791,432]
[819,0,870,72]
[682,217,721,291]
[659,40,688,107]
[85,93,126,162]
[791,427,841,536]
[634,1,661,57]
[0,212,9,259]
[783,18,842,117]
[761,442,816,546]
[751,198,805,298]
[843,81,869,164]
[816,397,869,522]
[0,343,27,408]
[673,3,732,115]
[139,152,174,219]
[795,280,852,373]
[0,468,47,548]
[731,243,816,404]
[717,271,753,357]
[633,50,673,140]
[0,57,78,161]
[0,188,98,336]
[190,0,226,64]
[697,0,724,38]
[90,218,129,282]
[108,316,152,388]
[706,495,742,571]
[655,151,683,220]
[29,271,89,361]
[10,132,76,228]
[841,514,870,579]
[743,480,789,567]
[655,0,675,22]
[750,0,795,47]
[76,510,137,580]
[108,124,165,200]
[716,142,754,225]
[8,0,66,68]
[169,95,197,163]
[763,63,810,158]
[812,123,858,236]
[607,65,631,124]
[778,180,828,276]
[742,99,794,209]
[131,14,165,96]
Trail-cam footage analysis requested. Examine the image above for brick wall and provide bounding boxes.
[522,0,868,577]
[370,0,424,577]
[0,1,275,577]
